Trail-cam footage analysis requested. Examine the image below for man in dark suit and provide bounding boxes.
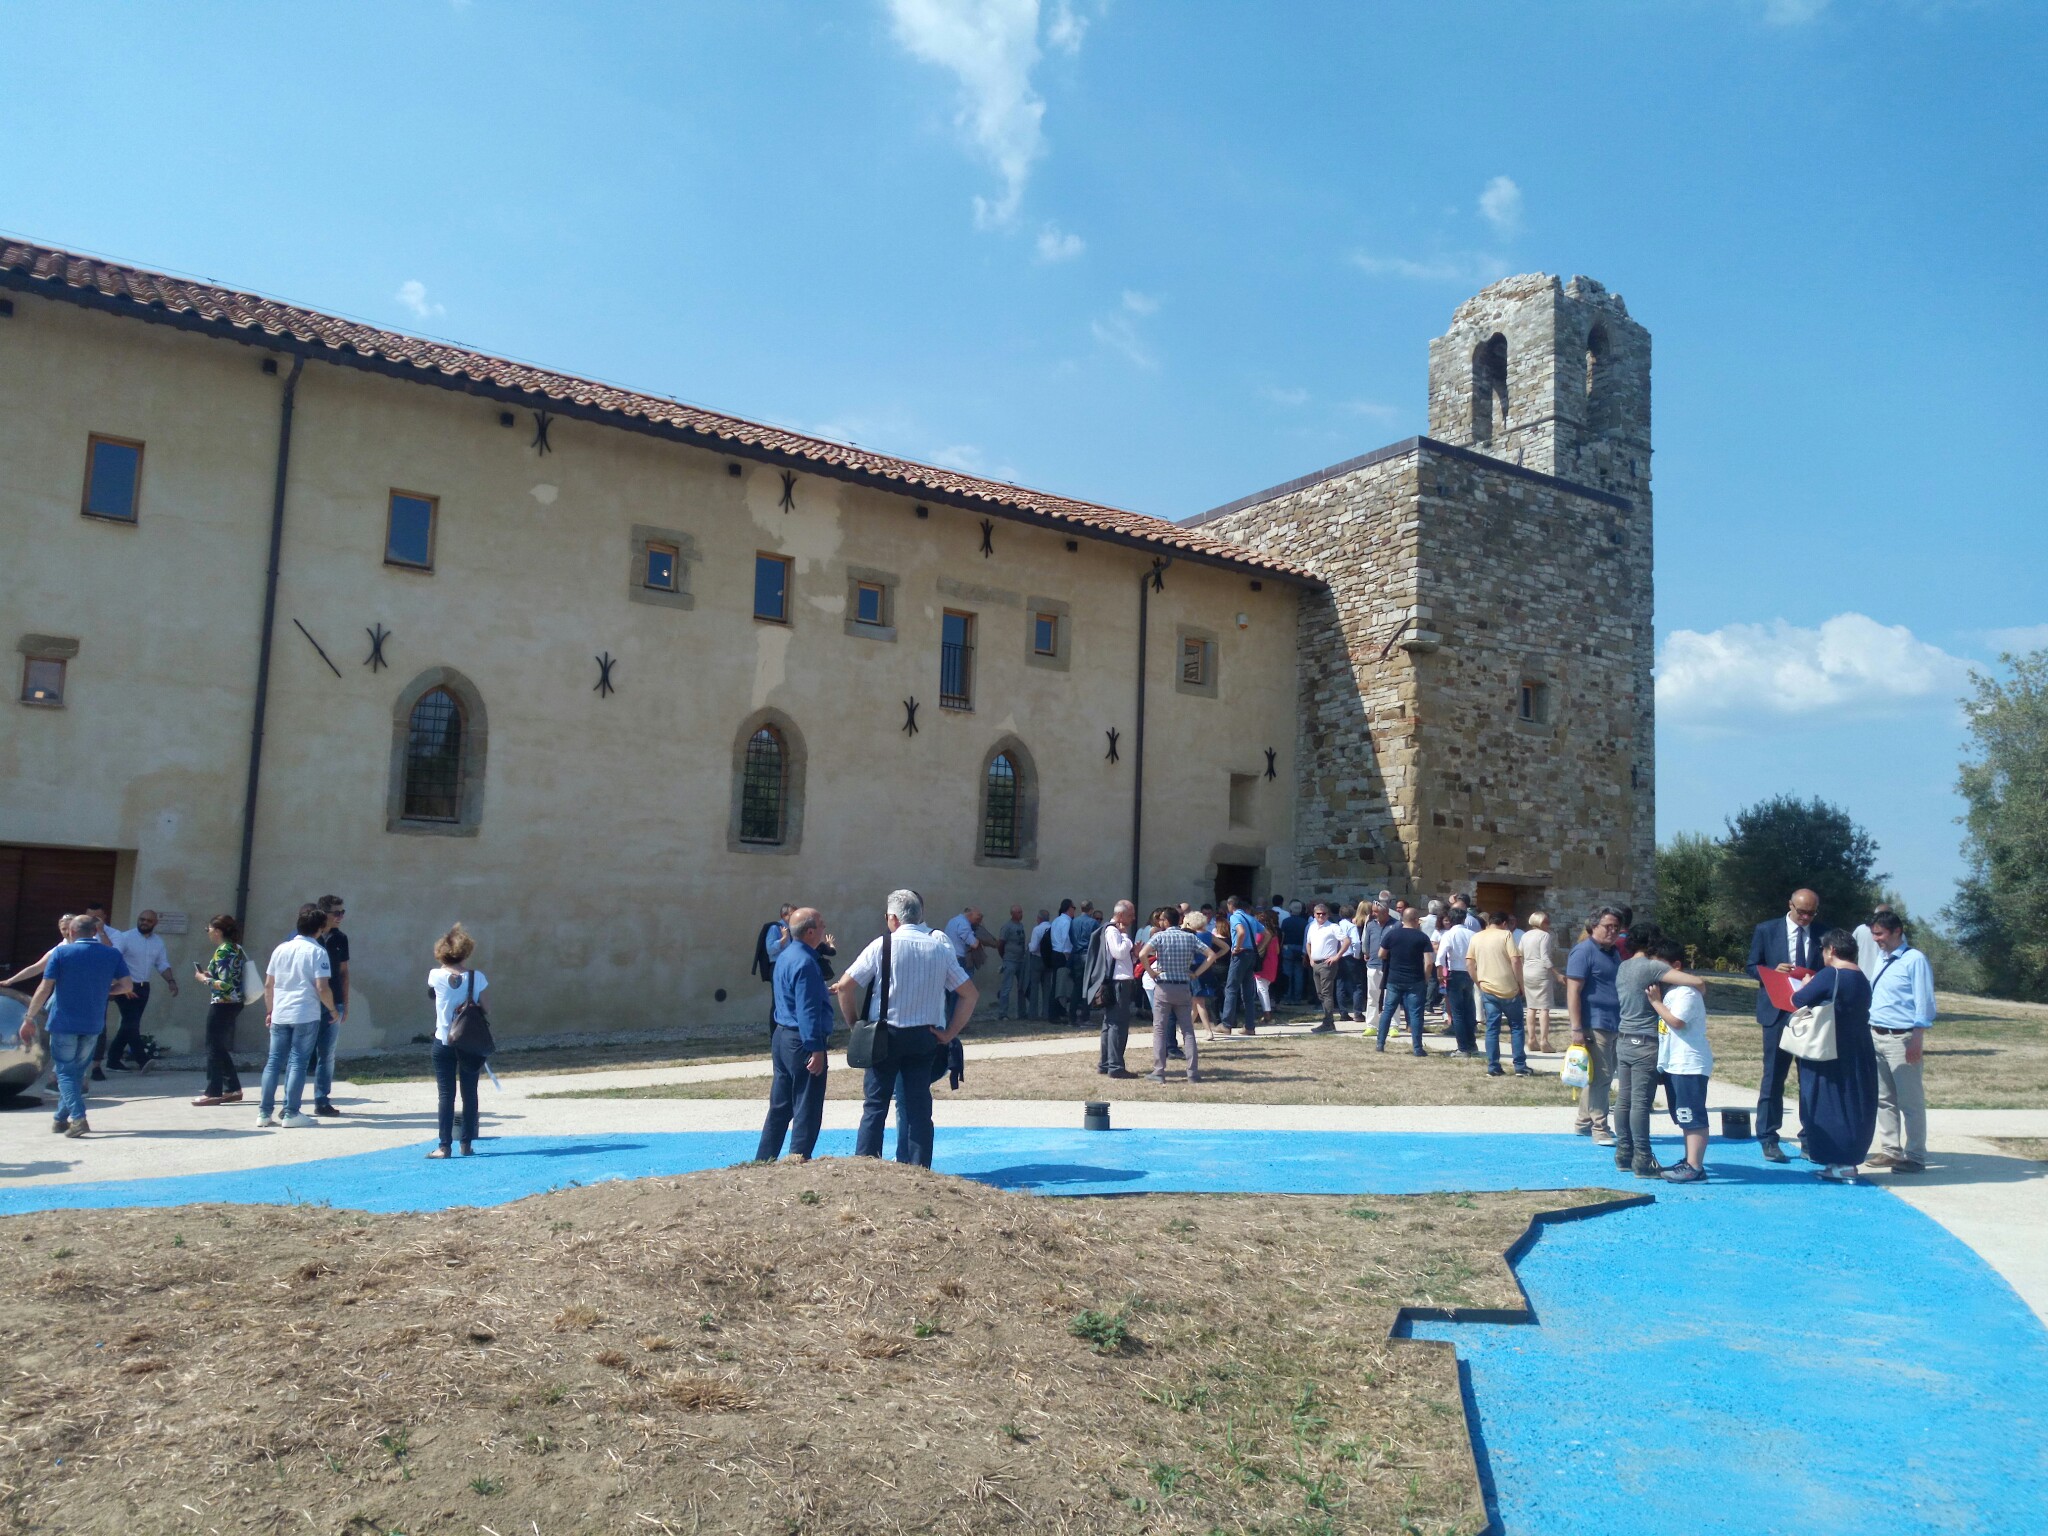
[1746,887,1822,1162]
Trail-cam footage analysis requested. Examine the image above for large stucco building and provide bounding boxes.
[0,241,1653,1051]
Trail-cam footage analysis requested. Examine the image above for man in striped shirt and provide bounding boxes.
[833,889,976,1168]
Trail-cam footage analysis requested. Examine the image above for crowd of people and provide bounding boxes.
[10,874,1940,1187]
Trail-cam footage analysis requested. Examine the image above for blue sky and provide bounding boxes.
[6,0,2042,918]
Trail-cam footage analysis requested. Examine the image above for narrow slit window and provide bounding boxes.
[21,657,66,705]
[1518,680,1550,724]
[645,542,679,592]
[82,436,143,522]
[1032,611,1059,657]
[941,610,975,710]
[855,581,886,626]
[754,553,792,623]
[385,491,438,570]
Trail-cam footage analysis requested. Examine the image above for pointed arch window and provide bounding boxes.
[739,727,787,845]
[1472,332,1509,442]
[982,752,1020,859]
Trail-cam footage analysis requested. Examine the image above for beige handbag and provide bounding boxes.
[1780,970,1839,1063]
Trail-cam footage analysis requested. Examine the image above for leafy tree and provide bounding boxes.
[1656,833,1743,967]
[1872,889,1983,997]
[1711,794,1883,936]
[1949,651,2048,1001]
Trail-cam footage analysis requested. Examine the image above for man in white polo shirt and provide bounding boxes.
[105,908,179,1071]
[834,889,977,1168]
[1436,914,1479,1057]
[1303,902,1349,1033]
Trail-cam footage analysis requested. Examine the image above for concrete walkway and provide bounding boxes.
[5,1017,2046,1326]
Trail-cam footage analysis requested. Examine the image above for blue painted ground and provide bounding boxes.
[4,1128,2043,1535]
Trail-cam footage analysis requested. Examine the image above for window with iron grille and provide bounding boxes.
[739,727,786,844]
[1181,635,1212,687]
[941,610,975,710]
[403,688,464,820]
[983,752,1019,858]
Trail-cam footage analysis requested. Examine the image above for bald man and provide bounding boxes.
[1746,887,1823,1162]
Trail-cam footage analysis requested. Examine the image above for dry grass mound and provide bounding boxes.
[0,1161,1607,1534]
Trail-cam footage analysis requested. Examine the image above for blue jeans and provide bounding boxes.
[1378,981,1425,1052]
[1282,946,1306,1003]
[1445,971,1478,1053]
[313,1010,340,1104]
[855,1028,942,1167]
[106,982,150,1067]
[1220,952,1260,1029]
[50,1031,97,1123]
[432,1040,483,1149]
[998,961,1026,1019]
[1483,993,1527,1070]
[757,1026,828,1160]
[260,1020,320,1118]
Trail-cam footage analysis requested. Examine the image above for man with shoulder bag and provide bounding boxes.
[831,889,976,1168]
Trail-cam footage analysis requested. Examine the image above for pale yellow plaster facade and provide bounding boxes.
[1,296,1301,1051]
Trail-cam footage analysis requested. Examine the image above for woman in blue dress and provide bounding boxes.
[1792,930,1879,1183]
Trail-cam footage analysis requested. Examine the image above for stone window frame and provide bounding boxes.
[628,524,698,611]
[1024,595,1071,673]
[1175,625,1220,699]
[844,564,898,642]
[81,434,145,524]
[1513,657,1557,736]
[17,635,78,709]
[727,707,807,856]
[386,666,488,837]
[1227,771,1257,828]
[974,734,1040,870]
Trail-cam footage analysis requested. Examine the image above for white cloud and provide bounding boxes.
[1091,314,1154,370]
[1983,624,2048,656]
[1119,288,1159,315]
[395,279,443,320]
[887,0,1085,230]
[1035,222,1085,261]
[1349,250,1510,286]
[1763,0,1829,23]
[1045,0,1087,53]
[1341,399,1402,422]
[1478,175,1522,237]
[1262,385,1309,408]
[1656,612,1972,724]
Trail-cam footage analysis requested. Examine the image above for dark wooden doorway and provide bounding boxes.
[0,845,118,973]
[1474,881,1533,923]
[1213,862,1258,908]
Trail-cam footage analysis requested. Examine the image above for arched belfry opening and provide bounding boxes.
[1472,332,1509,442]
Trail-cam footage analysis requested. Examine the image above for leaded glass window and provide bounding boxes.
[982,751,1019,859]
[739,727,786,844]
[403,687,464,820]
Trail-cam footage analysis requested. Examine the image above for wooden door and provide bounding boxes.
[1474,882,1525,923]
[1,845,118,972]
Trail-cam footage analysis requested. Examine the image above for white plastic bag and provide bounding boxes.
[1559,1043,1591,1089]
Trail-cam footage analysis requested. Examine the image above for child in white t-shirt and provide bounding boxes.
[1646,938,1712,1183]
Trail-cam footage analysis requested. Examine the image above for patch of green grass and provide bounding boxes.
[1149,1461,1189,1496]
[51,1247,74,1260]
[468,1475,501,1495]
[912,1318,942,1339]
[1343,1206,1381,1222]
[798,1189,821,1206]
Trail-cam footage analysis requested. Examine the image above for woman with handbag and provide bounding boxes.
[1792,929,1879,1183]
[426,922,488,1159]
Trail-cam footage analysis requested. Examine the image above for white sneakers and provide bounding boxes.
[257,1110,317,1128]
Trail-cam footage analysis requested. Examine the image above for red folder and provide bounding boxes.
[1757,967,1815,1013]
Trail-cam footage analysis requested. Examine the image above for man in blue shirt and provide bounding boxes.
[756,907,836,1162]
[1067,903,1101,1030]
[20,915,133,1137]
[1219,895,1266,1035]
[1863,911,1937,1173]
[1566,908,1625,1145]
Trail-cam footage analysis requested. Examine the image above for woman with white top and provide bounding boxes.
[426,922,487,1158]
[1519,913,1562,1053]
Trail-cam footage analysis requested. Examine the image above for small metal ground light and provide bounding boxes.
[1084,1101,1111,1132]
[1719,1109,1753,1139]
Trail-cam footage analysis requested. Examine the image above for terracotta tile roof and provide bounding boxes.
[0,238,1317,585]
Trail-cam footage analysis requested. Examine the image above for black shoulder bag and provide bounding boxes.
[448,970,496,1061]
[845,929,894,1070]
